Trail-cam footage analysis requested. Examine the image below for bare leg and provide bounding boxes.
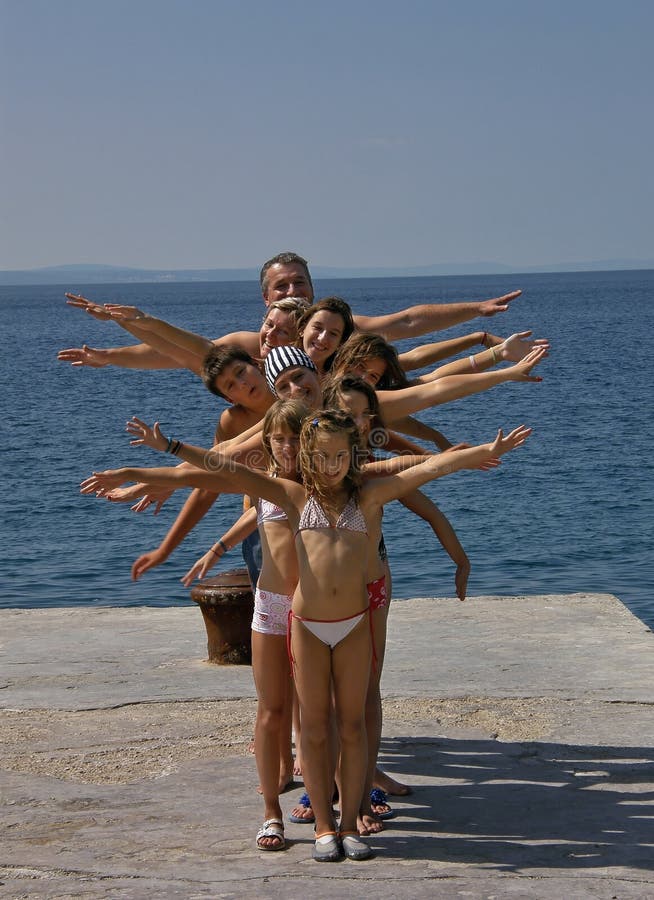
[331,616,372,837]
[358,599,388,834]
[292,685,302,776]
[291,620,337,839]
[251,631,291,847]
[370,565,411,799]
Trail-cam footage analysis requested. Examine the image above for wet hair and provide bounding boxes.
[331,332,409,389]
[299,409,364,507]
[260,251,313,296]
[321,374,386,441]
[297,296,356,372]
[261,399,311,476]
[201,345,259,400]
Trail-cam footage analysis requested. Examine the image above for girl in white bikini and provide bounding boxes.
[81,413,532,862]
[185,399,308,852]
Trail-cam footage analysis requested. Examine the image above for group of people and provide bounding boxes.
[62,251,548,862]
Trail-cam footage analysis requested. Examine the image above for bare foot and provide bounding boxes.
[248,737,255,754]
[373,768,412,796]
[370,788,395,819]
[292,755,302,777]
[288,792,315,823]
[357,812,384,836]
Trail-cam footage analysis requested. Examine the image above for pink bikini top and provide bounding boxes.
[296,494,367,535]
[257,497,288,525]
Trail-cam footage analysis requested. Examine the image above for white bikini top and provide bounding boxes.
[257,497,288,525]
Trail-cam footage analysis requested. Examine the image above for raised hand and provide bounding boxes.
[478,290,522,317]
[500,331,550,363]
[80,469,131,496]
[65,292,113,321]
[487,425,532,458]
[126,416,168,452]
[506,345,547,381]
[57,344,109,367]
[104,482,173,514]
[104,304,150,324]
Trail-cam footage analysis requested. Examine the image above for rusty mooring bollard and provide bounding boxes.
[190,568,254,664]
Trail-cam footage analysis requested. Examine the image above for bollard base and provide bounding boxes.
[190,569,254,665]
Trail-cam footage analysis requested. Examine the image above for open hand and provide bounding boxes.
[65,293,112,320]
[132,548,168,581]
[57,344,109,367]
[126,416,168,451]
[80,470,130,496]
[104,482,173,514]
[507,345,547,381]
[478,290,522,317]
[181,549,219,588]
[488,425,532,458]
[500,331,550,363]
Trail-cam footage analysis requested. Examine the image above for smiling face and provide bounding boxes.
[262,263,314,306]
[268,426,301,476]
[259,308,298,357]
[348,356,388,388]
[302,310,346,371]
[334,389,374,442]
[274,365,323,409]
[214,359,268,408]
[311,430,352,487]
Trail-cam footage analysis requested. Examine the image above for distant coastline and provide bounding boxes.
[1,259,653,286]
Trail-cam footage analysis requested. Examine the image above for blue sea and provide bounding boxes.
[2,270,653,630]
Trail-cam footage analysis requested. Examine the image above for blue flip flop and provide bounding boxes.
[370,788,395,820]
[288,792,315,824]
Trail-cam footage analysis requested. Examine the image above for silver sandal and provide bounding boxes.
[256,818,285,851]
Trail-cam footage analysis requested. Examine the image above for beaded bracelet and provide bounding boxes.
[489,345,498,365]
[469,354,478,371]
[210,539,229,557]
[480,331,488,347]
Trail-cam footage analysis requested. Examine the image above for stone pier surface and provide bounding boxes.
[1,593,652,899]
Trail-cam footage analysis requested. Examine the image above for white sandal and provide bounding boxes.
[256,818,285,851]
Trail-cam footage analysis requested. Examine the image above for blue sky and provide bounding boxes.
[1,0,652,270]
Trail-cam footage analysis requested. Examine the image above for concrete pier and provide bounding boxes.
[1,593,653,898]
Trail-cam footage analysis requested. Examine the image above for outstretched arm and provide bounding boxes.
[398,490,470,600]
[104,305,213,376]
[180,506,259,587]
[353,290,522,342]
[414,330,550,383]
[364,425,532,508]
[398,331,489,372]
[59,294,185,369]
[129,487,221,581]
[81,452,293,512]
[388,416,453,450]
[377,346,546,423]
